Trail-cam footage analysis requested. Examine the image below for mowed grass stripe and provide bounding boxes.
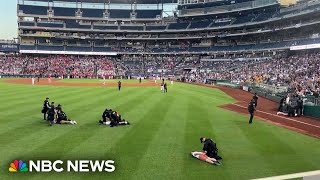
[234,119,319,179]
[0,87,89,114]
[0,88,109,150]
[0,86,137,153]
[181,92,233,180]
[63,89,160,179]
[0,84,75,102]
[177,83,235,104]
[61,88,160,159]
[0,87,99,132]
[21,87,153,160]
[130,92,189,180]
[177,85,231,106]
[1,81,320,180]
[105,94,175,179]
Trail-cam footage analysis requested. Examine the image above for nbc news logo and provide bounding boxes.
[9,160,28,172]
[9,159,115,173]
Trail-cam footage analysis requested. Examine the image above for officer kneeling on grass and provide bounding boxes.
[200,137,222,161]
[99,109,130,127]
[190,137,222,166]
[56,104,77,125]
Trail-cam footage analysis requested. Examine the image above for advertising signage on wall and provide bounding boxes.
[0,43,19,52]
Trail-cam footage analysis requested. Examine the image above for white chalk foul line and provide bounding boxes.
[251,170,320,180]
[232,104,320,129]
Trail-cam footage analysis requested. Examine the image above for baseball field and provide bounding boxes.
[0,78,319,180]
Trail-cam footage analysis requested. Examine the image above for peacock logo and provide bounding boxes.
[9,160,28,172]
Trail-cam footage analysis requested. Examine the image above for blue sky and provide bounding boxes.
[0,0,18,40]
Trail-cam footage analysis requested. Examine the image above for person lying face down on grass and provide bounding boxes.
[55,104,77,125]
[99,109,130,127]
[191,151,221,166]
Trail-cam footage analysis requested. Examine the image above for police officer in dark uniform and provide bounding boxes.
[253,93,258,108]
[118,81,121,91]
[164,82,168,93]
[200,137,222,161]
[42,97,50,120]
[248,99,256,124]
[100,109,112,124]
[296,97,303,116]
[47,102,56,126]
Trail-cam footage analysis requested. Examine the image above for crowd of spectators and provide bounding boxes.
[0,55,115,78]
[179,53,320,96]
[1,53,320,96]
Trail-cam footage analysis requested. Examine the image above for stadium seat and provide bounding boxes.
[109,9,132,19]
[19,21,35,26]
[189,20,211,29]
[120,26,144,31]
[168,22,190,30]
[37,22,63,28]
[53,7,76,16]
[136,10,162,18]
[81,8,104,18]
[94,25,118,30]
[146,25,167,31]
[19,5,48,15]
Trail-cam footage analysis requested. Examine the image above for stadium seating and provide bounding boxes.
[93,47,113,52]
[94,25,118,30]
[146,25,167,31]
[19,5,48,15]
[20,45,36,50]
[81,8,104,18]
[168,22,190,30]
[19,21,35,26]
[65,20,91,29]
[136,10,162,18]
[253,12,274,22]
[189,20,211,29]
[37,45,64,51]
[120,26,144,31]
[66,46,92,51]
[178,0,253,10]
[232,15,254,24]
[53,7,76,16]
[37,22,63,28]
[109,9,132,18]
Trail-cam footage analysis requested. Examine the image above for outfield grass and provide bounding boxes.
[0,79,319,180]
[59,78,153,83]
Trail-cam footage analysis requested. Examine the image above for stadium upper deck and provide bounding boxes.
[16,0,320,55]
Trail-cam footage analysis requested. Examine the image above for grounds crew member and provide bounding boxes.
[248,99,255,124]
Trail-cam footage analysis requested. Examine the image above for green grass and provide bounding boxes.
[59,78,153,83]
[0,79,319,180]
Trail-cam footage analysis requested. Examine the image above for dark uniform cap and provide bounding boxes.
[200,137,205,143]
